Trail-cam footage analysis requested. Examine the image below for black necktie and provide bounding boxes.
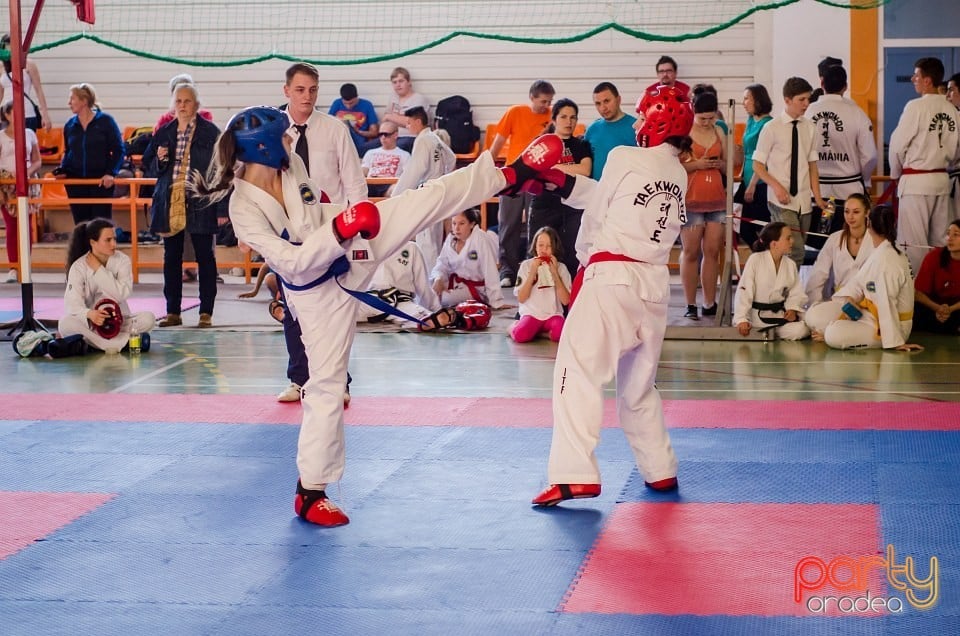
[294,124,309,173]
[789,120,799,197]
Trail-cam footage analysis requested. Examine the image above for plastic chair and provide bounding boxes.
[36,127,64,165]
[454,140,480,163]
[574,122,586,137]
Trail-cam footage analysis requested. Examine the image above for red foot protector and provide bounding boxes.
[561,503,885,616]
[0,491,115,560]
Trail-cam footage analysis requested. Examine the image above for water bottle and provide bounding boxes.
[819,198,836,234]
[129,325,141,356]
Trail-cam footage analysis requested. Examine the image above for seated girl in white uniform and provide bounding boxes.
[734,221,810,340]
[510,226,571,342]
[190,105,562,527]
[357,240,441,329]
[804,193,874,333]
[60,218,156,353]
[815,205,923,351]
[430,208,505,309]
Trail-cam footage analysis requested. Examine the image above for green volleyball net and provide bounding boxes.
[10,0,887,67]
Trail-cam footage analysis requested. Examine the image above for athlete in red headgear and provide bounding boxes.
[525,86,694,506]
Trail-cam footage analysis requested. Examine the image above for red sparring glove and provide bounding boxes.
[499,134,565,196]
[522,167,575,198]
[332,201,381,242]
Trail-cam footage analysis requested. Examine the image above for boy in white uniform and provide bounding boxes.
[527,86,694,506]
[197,106,562,526]
[889,57,960,274]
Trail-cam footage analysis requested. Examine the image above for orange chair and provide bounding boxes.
[39,177,71,211]
[733,122,746,146]
[454,140,480,163]
[573,122,586,137]
[36,127,64,165]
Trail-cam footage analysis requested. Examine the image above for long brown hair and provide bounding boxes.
[839,192,870,250]
[65,218,114,274]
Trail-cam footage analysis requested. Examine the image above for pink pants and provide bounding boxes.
[1,205,30,265]
[510,314,565,343]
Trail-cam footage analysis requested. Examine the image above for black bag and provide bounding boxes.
[434,95,480,154]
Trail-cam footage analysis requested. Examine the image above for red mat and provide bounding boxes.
[0,491,115,560]
[560,502,883,616]
[0,296,198,320]
[0,394,957,431]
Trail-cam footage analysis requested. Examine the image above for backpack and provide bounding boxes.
[434,95,480,155]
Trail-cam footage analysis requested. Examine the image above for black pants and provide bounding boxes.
[913,302,960,334]
[65,182,114,225]
[162,231,217,316]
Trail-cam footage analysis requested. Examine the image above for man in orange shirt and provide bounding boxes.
[489,80,555,286]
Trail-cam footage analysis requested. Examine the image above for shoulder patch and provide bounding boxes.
[401,249,410,259]
[866,281,876,293]
[299,183,317,205]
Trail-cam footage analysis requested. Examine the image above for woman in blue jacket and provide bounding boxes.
[143,83,225,328]
[55,83,125,224]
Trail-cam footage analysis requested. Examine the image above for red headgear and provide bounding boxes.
[635,86,694,148]
[93,298,124,340]
[454,301,492,331]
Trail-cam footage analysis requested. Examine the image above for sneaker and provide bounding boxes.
[702,303,718,317]
[277,382,302,403]
[46,334,88,359]
[683,305,699,320]
[500,275,514,288]
[531,483,601,506]
[4,269,18,283]
[13,330,54,358]
[158,314,182,327]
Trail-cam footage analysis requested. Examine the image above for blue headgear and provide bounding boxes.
[227,106,290,169]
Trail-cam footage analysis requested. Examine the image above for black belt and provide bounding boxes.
[752,300,788,326]
[819,174,864,185]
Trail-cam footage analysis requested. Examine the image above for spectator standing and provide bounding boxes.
[889,57,960,275]
[0,33,51,131]
[528,98,592,277]
[392,106,456,268]
[645,55,691,97]
[489,79,555,287]
[752,77,831,269]
[0,100,41,283]
[55,83,125,225]
[584,82,636,180]
[804,65,877,242]
[144,83,225,329]
[277,62,368,404]
[734,83,774,247]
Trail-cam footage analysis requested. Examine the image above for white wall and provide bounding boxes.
[19,1,854,133]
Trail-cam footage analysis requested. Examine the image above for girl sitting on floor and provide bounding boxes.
[60,218,156,353]
[734,221,810,340]
[510,226,571,342]
[429,208,505,314]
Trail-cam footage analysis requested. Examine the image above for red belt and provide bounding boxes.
[569,251,642,307]
[901,167,947,175]
[449,274,484,302]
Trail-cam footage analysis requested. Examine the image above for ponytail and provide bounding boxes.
[752,221,787,253]
[189,128,239,204]
[65,218,114,274]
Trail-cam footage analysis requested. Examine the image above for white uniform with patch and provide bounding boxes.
[59,251,156,351]
[431,223,503,307]
[820,240,914,349]
[805,94,877,200]
[393,129,457,268]
[229,152,505,488]
[357,241,441,327]
[804,231,875,332]
[546,144,685,485]
[733,250,810,341]
[889,93,960,273]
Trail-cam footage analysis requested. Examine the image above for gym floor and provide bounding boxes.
[1,276,958,635]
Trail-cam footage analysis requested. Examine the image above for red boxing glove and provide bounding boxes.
[499,134,565,196]
[332,201,380,242]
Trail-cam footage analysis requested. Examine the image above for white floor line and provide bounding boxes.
[109,355,196,393]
